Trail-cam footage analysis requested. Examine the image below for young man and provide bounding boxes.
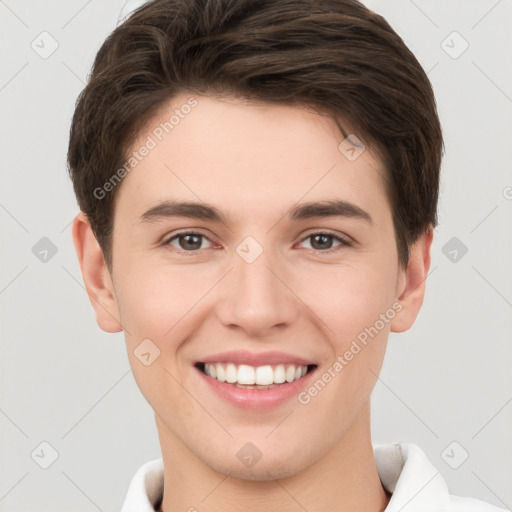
[68,0,506,510]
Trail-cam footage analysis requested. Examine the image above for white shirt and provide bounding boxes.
[121,443,507,512]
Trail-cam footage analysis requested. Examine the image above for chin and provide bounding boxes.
[196,442,313,482]
[206,457,302,482]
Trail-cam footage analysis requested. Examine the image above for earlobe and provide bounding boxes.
[390,227,433,333]
[71,212,123,333]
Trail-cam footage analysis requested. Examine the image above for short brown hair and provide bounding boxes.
[67,0,443,271]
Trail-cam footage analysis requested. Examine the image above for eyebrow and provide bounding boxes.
[139,199,372,225]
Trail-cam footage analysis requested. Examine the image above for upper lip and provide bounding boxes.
[198,350,315,367]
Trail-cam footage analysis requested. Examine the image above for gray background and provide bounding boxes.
[1,0,511,510]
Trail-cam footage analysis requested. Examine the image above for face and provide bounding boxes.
[78,92,428,480]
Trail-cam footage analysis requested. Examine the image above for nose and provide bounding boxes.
[215,248,300,337]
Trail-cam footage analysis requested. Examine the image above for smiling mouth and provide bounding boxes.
[195,362,317,389]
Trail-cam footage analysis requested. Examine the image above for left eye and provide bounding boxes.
[166,232,213,251]
[299,232,350,251]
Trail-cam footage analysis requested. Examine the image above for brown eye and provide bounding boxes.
[300,232,351,252]
[166,232,212,251]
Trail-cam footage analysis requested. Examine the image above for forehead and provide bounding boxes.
[116,92,390,226]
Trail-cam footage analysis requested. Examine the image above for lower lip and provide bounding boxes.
[195,366,316,410]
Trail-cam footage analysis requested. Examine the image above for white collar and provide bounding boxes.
[120,443,506,512]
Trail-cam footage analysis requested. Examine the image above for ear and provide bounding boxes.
[71,212,123,333]
[390,227,433,333]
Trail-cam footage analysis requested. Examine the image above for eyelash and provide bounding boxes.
[163,230,352,254]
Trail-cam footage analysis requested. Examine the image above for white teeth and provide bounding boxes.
[237,364,255,385]
[255,365,274,385]
[216,364,226,382]
[285,365,296,383]
[274,364,286,383]
[225,363,237,383]
[203,362,310,386]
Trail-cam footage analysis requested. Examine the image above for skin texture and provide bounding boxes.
[72,93,432,512]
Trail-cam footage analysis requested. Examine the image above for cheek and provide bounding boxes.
[112,263,190,392]
[115,260,205,342]
[297,257,397,417]
[302,259,397,344]
[114,258,226,397]
[294,290,390,442]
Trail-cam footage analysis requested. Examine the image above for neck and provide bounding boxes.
[157,404,390,512]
